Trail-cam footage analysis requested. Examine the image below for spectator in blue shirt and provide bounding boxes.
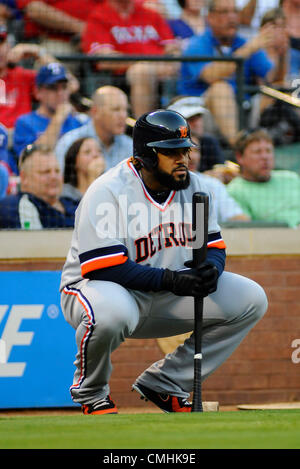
[12,62,85,167]
[0,143,78,228]
[178,0,277,147]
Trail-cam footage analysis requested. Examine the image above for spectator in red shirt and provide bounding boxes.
[16,0,99,59]
[81,0,180,118]
[0,23,64,131]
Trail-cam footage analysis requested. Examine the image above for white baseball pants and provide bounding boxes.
[61,271,268,404]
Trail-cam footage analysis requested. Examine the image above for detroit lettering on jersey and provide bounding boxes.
[59,159,226,291]
[134,225,223,264]
[135,222,193,263]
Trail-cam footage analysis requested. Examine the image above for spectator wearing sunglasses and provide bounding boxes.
[0,143,78,228]
[12,62,84,169]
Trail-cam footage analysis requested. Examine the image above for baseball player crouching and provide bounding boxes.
[60,110,268,415]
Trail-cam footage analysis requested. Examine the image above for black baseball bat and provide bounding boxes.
[191,192,209,412]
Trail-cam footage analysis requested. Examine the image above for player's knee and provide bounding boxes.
[216,272,268,323]
[89,282,139,337]
[237,279,268,324]
[96,308,133,338]
[251,282,268,321]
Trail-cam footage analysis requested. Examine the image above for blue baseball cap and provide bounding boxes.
[36,63,68,87]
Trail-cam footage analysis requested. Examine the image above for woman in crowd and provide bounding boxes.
[63,137,106,202]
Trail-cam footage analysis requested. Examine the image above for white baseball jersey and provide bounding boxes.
[59,157,267,408]
[60,158,226,291]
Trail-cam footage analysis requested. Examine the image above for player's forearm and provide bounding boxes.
[84,258,165,292]
[83,248,226,292]
[206,248,225,276]
[25,1,84,34]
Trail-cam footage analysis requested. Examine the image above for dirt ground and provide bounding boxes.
[2,402,299,417]
[0,405,238,417]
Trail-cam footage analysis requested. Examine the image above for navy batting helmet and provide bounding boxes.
[133,109,197,170]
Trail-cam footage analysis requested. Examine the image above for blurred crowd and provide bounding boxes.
[0,0,299,229]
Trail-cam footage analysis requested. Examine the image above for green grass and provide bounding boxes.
[1,410,300,449]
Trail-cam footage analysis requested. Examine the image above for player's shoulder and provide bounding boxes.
[103,157,132,179]
[188,170,213,193]
[86,158,133,194]
[193,171,223,188]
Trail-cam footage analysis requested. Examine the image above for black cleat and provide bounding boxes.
[132,382,191,413]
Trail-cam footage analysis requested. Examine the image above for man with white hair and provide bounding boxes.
[55,85,133,172]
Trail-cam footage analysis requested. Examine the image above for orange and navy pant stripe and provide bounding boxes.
[63,285,95,396]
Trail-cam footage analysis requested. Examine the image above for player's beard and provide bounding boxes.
[153,165,190,190]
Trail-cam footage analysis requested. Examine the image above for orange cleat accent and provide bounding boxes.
[81,395,118,415]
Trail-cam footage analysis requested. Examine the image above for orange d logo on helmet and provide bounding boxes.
[179,126,188,138]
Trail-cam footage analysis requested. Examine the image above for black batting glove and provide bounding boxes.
[161,262,219,297]
[194,261,219,295]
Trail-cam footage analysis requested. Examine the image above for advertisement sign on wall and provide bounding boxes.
[0,271,77,409]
